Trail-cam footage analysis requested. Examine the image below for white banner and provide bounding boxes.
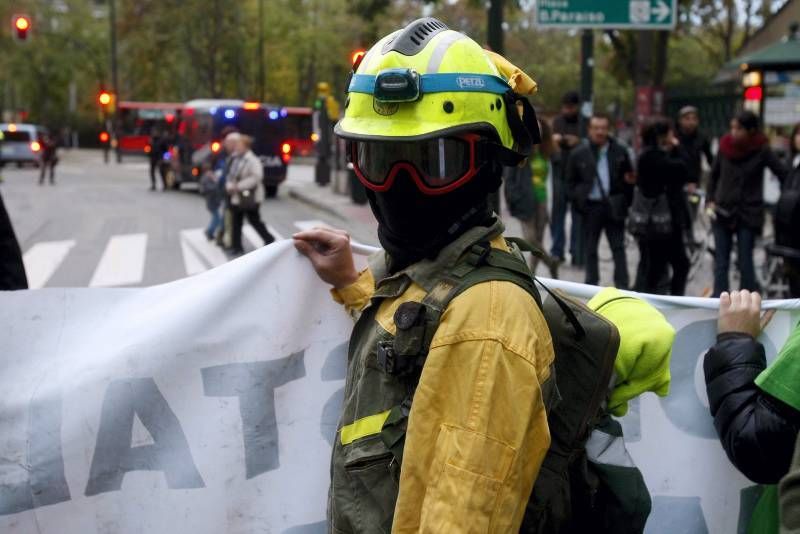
[1,242,798,533]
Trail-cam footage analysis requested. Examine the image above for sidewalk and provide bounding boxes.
[285,164,713,295]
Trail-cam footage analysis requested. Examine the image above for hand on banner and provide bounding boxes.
[718,290,762,338]
[293,227,359,289]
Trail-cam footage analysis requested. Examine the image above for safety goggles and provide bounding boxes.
[349,134,485,195]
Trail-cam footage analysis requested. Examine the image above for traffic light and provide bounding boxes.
[742,70,763,114]
[99,131,110,144]
[98,90,112,107]
[12,14,31,41]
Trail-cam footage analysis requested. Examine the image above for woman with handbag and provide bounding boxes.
[633,117,691,295]
[226,134,275,256]
[709,111,788,296]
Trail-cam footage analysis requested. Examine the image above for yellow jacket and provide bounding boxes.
[333,235,555,533]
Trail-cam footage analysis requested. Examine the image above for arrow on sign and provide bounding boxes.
[653,0,670,22]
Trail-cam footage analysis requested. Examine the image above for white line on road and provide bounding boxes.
[243,224,285,250]
[23,240,76,289]
[89,233,148,287]
[180,228,228,276]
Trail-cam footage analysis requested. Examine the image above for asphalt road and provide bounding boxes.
[1,149,379,289]
[2,148,726,296]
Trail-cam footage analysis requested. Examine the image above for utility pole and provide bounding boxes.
[109,0,120,162]
[486,0,504,216]
[258,0,265,101]
[579,29,594,137]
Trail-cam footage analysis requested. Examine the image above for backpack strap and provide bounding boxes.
[378,241,545,467]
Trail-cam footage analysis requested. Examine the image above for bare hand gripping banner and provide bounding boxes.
[1,241,798,533]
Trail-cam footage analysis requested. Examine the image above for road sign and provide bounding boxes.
[536,0,676,30]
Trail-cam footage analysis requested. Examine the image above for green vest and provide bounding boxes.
[328,220,543,533]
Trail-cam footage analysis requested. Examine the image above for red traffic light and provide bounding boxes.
[12,14,31,40]
[98,91,112,107]
[744,86,763,101]
[99,132,110,143]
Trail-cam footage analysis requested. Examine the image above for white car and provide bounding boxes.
[0,123,47,167]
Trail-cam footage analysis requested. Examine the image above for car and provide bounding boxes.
[171,99,292,195]
[0,123,47,167]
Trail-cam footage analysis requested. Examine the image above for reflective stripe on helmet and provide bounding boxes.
[426,31,467,73]
[340,410,392,445]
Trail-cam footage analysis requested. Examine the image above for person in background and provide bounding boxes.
[635,117,691,295]
[199,161,222,241]
[226,134,274,255]
[504,118,558,276]
[213,128,239,248]
[777,124,800,297]
[704,289,800,533]
[568,113,635,289]
[38,133,58,186]
[676,106,713,190]
[148,127,166,191]
[551,90,584,267]
[709,111,789,296]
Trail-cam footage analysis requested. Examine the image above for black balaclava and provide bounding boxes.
[366,166,501,273]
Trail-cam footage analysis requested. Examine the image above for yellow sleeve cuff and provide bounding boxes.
[330,268,375,311]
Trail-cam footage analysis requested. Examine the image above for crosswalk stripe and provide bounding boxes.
[267,225,285,241]
[180,228,228,276]
[23,240,76,289]
[89,233,148,287]
[242,224,285,250]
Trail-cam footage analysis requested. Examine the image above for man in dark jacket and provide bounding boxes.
[676,106,713,188]
[709,111,789,296]
[567,114,634,288]
[0,189,28,290]
[551,91,583,265]
[705,289,800,532]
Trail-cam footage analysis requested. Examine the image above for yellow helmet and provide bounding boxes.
[335,18,540,160]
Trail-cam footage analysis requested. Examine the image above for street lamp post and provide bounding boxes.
[109,0,119,162]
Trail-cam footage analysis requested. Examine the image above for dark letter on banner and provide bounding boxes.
[85,378,205,496]
[0,395,71,515]
[201,351,306,479]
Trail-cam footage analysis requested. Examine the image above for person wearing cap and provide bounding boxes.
[293,18,554,533]
[551,90,584,266]
[676,105,713,190]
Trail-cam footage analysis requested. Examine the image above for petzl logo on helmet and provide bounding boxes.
[456,76,485,89]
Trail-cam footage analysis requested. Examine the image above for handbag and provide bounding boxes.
[628,187,672,238]
[237,187,258,211]
[593,166,628,222]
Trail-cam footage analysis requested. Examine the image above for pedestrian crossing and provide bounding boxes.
[22,240,76,289]
[89,233,148,287]
[21,220,371,289]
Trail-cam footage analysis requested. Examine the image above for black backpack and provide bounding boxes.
[511,239,620,533]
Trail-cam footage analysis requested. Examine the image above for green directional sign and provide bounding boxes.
[537,0,677,30]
